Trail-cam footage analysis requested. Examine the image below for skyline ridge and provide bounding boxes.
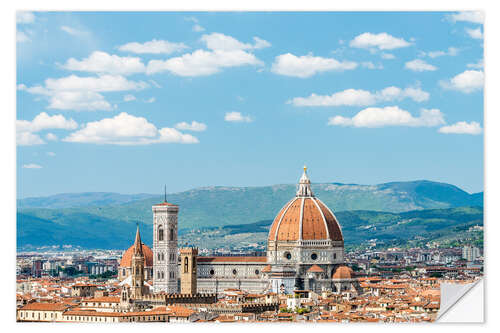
[17,178,484,201]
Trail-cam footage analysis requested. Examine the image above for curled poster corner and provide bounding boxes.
[437,279,484,323]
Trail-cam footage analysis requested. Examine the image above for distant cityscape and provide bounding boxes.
[16,169,483,323]
[16,243,482,322]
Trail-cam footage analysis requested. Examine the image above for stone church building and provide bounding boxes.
[119,167,358,296]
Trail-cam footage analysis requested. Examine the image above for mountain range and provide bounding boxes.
[17,180,483,250]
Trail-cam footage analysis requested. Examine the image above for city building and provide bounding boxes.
[147,167,358,295]
[462,245,481,262]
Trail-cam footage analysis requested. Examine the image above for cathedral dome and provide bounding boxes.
[119,243,154,268]
[267,167,343,243]
[332,265,354,279]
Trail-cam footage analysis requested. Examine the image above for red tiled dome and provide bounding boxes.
[268,196,343,242]
[307,264,325,273]
[332,265,354,279]
[268,168,343,243]
[119,243,154,268]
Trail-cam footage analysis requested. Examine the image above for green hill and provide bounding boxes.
[178,206,483,251]
[17,206,483,250]
[18,180,482,231]
[16,180,483,250]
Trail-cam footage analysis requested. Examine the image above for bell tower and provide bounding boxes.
[130,225,146,298]
[180,248,198,295]
[152,188,179,293]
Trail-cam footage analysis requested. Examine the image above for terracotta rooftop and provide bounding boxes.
[166,305,195,317]
[268,198,343,242]
[21,302,69,311]
[153,201,178,207]
[332,266,354,279]
[120,242,153,267]
[64,309,123,317]
[307,264,325,273]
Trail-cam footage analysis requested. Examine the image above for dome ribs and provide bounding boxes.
[276,199,302,241]
[317,200,344,242]
[302,198,328,240]
[267,168,344,244]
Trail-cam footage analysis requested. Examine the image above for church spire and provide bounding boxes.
[133,224,143,256]
[296,165,314,197]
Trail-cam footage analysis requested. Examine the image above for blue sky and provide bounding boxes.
[16,11,484,198]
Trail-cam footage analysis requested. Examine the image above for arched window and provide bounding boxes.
[184,257,189,273]
[333,253,337,259]
[135,267,139,275]
[161,253,164,261]
[157,253,161,261]
[169,228,174,241]
[157,271,161,279]
[161,271,164,279]
[158,227,164,241]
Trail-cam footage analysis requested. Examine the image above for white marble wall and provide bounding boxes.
[152,205,179,293]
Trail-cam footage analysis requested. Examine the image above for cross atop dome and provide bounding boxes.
[297,165,314,197]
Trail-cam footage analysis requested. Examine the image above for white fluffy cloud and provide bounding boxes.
[23,164,42,169]
[143,33,267,77]
[224,112,253,123]
[185,16,205,32]
[63,112,199,145]
[193,24,205,32]
[405,59,437,72]
[271,53,357,78]
[361,62,383,70]
[289,86,429,107]
[439,121,482,135]
[17,112,77,146]
[466,28,483,40]
[17,132,45,146]
[118,39,188,54]
[46,151,56,156]
[51,91,114,111]
[42,74,148,92]
[201,33,271,51]
[349,32,411,50]
[17,31,30,43]
[420,47,459,58]
[17,12,35,24]
[17,112,78,133]
[448,11,484,24]
[381,53,395,59]
[440,70,484,93]
[467,59,484,69]
[147,49,263,76]
[61,51,146,76]
[60,26,89,37]
[123,94,136,102]
[20,74,149,111]
[175,121,207,132]
[46,133,58,141]
[328,106,445,128]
